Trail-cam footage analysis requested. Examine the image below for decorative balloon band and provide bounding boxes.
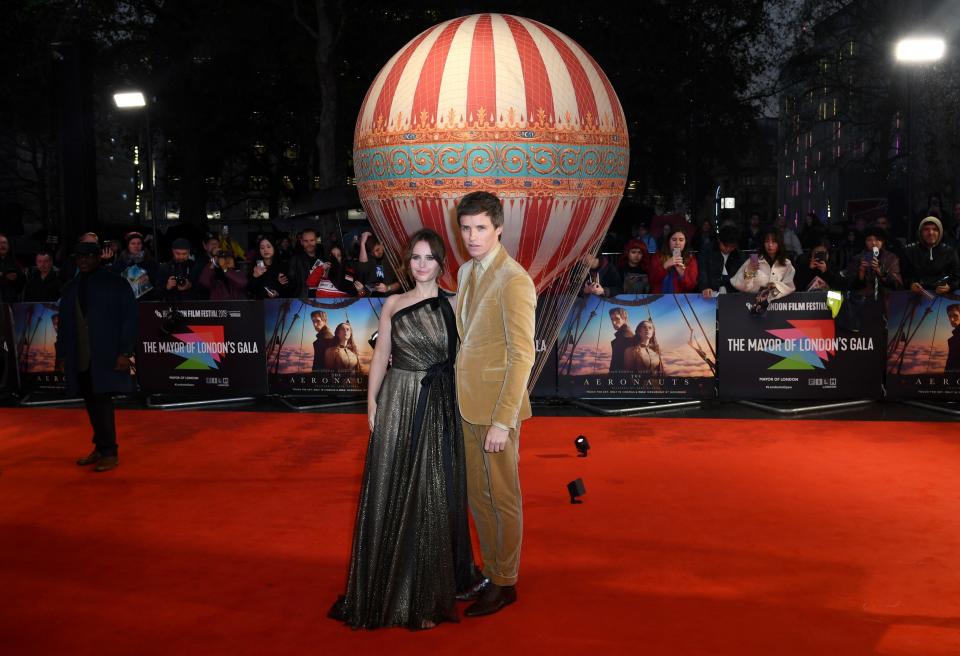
[354,144,628,182]
[356,178,626,199]
[358,105,624,142]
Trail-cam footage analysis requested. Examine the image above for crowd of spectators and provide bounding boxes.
[587,205,960,309]
[0,226,401,305]
[3,201,959,311]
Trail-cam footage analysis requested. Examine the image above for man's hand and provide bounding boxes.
[100,246,114,260]
[911,282,925,294]
[114,354,133,371]
[277,273,289,285]
[177,279,192,291]
[3,271,17,281]
[484,425,510,453]
[361,231,372,243]
[810,260,827,273]
[166,276,178,290]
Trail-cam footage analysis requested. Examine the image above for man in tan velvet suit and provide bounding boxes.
[453,191,536,617]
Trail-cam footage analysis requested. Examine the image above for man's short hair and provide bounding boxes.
[456,191,504,228]
[718,225,739,246]
[609,307,628,320]
[300,228,318,239]
[310,310,327,321]
[947,304,960,315]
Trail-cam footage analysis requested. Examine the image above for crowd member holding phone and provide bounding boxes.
[647,229,698,294]
[581,252,621,298]
[247,236,290,299]
[793,238,844,291]
[730,228,796,311]
[846,227,902,301]
[198,250,247,300]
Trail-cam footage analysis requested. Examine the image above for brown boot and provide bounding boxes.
[464,583,516,617]
[93,456,119,472]
[76,450,102,466]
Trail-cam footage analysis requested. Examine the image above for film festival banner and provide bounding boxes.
[717,292,884,400]
[137,301,267,395]
[557,294,717,399]
[264,297,386,395]
[11,302,64,393]
[885,291,960,400]
[0,304,17,393]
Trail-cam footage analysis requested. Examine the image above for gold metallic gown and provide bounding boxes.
[331,295,475,629]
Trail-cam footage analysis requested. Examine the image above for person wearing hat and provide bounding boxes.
[158,238,198,302]
[902,216,960,296]
[846,226,903,302]
[55,241,138,472]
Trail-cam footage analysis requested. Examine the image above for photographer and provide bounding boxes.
[793,238,844,291]
[198,250,248,300]
[158,239,198,302]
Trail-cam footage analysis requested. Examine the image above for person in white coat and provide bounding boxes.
[731,228,796,312]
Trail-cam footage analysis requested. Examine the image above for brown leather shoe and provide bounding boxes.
[456,577,491,602]
[76,450,102,466]
[464,584,516,617]
[93,456,119,472]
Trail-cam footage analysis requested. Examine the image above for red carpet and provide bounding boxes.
[1,409,959,655]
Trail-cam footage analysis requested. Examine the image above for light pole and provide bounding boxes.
[112,90,159,254]
[894,36,946,234]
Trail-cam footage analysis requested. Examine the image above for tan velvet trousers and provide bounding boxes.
[461,421,523,586]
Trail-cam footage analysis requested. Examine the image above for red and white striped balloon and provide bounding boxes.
[354,13,629,291]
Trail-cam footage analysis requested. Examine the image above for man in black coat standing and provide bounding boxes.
[56,242,137,472]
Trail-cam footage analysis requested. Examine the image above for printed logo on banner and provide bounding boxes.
[718,292,883,400]
[137,301,267,395]
[169,325,227,370]
[760,320,837,370]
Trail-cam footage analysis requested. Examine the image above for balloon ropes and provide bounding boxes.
[353,14,630,389]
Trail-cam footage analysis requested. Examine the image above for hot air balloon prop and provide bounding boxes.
[353,13,629,385]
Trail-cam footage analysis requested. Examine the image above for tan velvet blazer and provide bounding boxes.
[455,247,536,429]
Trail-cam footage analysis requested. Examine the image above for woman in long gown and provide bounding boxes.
[330,228,475,630]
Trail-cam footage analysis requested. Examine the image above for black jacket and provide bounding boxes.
[902,242,960,291]
[158,260,200,302]
[287,251,324,298]
[55,267,137,396]
[247,259,291,299]
[793,251,845,291]
[21,269,62,302]
[697,249,745,294]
